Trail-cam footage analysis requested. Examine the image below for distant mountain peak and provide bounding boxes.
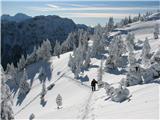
[1,13,31,22]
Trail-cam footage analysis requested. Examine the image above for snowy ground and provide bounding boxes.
[13,18,160,119]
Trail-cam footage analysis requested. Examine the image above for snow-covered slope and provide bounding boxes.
[13,19,160,119]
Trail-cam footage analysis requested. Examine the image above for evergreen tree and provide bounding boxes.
[97,60,104,88]
[17,55,26,71]
[84,49,91,69]
[19,68,30,95]
[37,39,52,61]
[142,37,151,67]
[54,41,61,58]
[105,36,126,71]
[108,17,114,32]
[125,33,135,52]
[1,66,14,120]
[154,24,159,39]
[56,94,62,109]
[26,46,37,65]
[6,63,18,86]
[41,79,47,100]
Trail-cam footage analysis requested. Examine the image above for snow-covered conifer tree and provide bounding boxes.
[126,63,143,86]
[1,66,14,120]
[108,17,114,32]
[37,39,52,61]
[105,36,126,71]
[54,41,61,58]
[19,68,30,95]
[142,37,151,66]
[56,94,62,109]
[125,33,135,52]
[128,52,137,66]
[154,24,159,39]
[26,46,37,65]
[84,49,91,69]
[17,55,26,71]
[6,63,18,86]
[97,60,104,88]
[91,24,106,57]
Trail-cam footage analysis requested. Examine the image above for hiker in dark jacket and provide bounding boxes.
[91,79,98,91]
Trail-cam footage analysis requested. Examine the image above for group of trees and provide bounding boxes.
[68,30,91,78]
[105,36,126,71]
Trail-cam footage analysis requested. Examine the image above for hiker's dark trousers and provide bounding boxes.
[92,86,96,91]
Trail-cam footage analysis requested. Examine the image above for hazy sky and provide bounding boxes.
[1,0,159,26]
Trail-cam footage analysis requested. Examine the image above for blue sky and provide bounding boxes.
[1,0,159,26]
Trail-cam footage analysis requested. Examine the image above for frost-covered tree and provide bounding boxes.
[17,55,26,71]
[91,24,106,57]
[97,60,104,88]
[68,35,89,78]
[105,36,126,71]
[142,37,151,67]
[19,68,30,95]
[154,24,159,39]
[125,33,135,52]
[1,66,14,120]
[56,94,62,109]
[6,63,18,86]
[37,39,52,61]
[151,49,160,64]
[84,49,91,69]
[128,52,137,66]
[108,17,114,32]
[26,46,37,65]
[126,63,143,86]
[54,41,61,58]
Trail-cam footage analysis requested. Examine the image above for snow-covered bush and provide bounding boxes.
[56,94,62,109]
[104,83,130,102]
[142,63,160,83]
[111,86,130,102]
[18,68,30,95]
[1,66,14,120]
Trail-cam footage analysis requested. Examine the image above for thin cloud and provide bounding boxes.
[29,4,157,12]
[62,13,137,18]
[46,4,60,9]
